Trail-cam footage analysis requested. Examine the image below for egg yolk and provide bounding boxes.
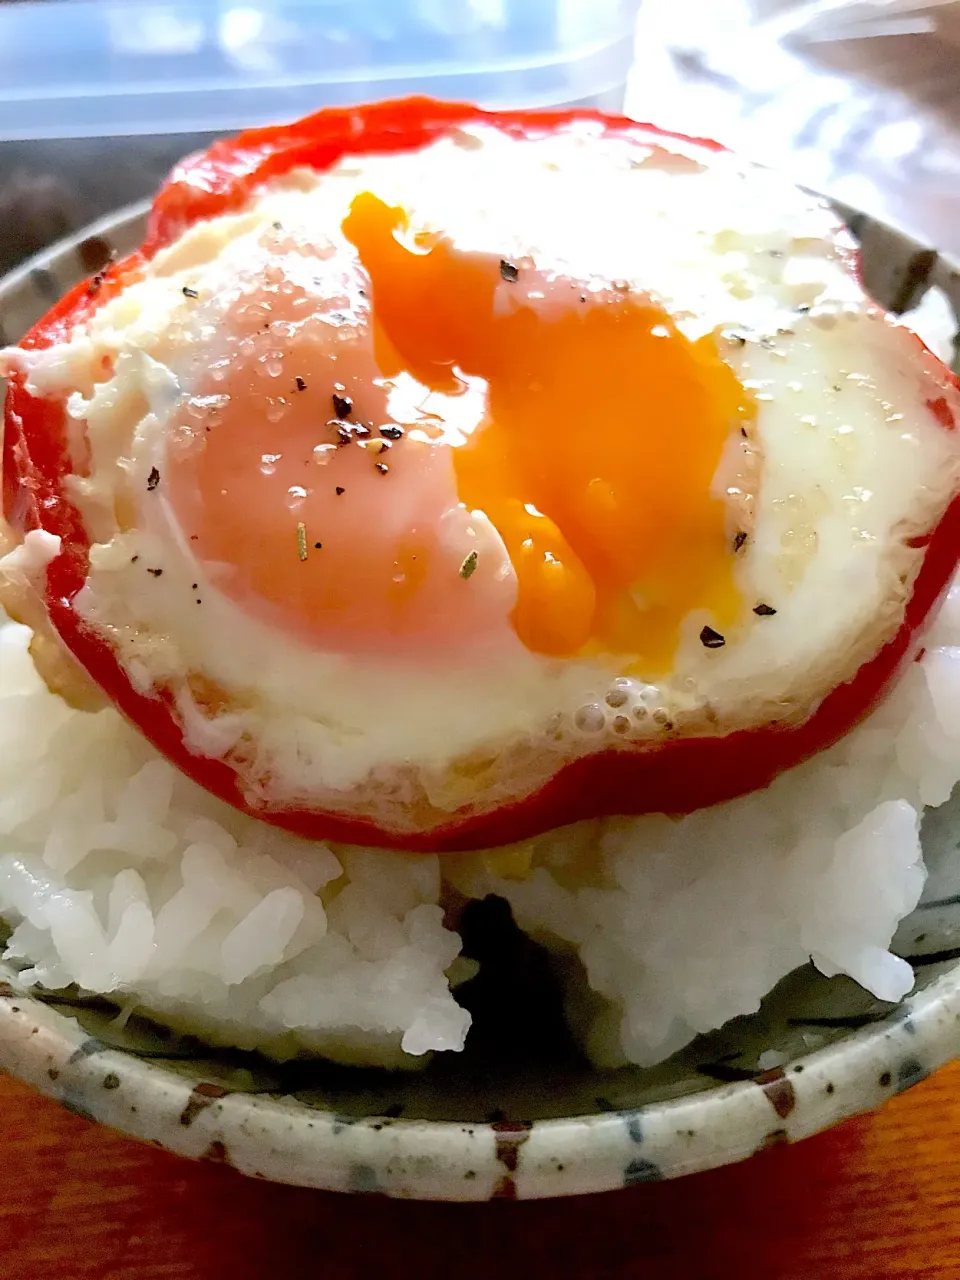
[167,195,752,670]
[343,192,751,666]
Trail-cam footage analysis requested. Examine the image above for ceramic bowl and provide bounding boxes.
[1,203,959,1201]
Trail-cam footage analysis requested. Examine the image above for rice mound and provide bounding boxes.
[2,577,960,1069]
[0,620,471,1067]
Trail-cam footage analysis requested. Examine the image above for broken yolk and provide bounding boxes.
[342,192,752,666]
[167,194,752,670]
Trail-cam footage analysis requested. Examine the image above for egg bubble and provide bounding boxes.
[566,678,665,745]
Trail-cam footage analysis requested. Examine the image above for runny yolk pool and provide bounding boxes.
[168,192,753,670]
[343,192,752,665]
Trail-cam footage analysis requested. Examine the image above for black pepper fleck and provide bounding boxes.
[375,461,389,474]
[335,486,345,496]
[700,625,725,649]
[753,602,777,617]
[181,286,199,299]
[146,466,160,492]
[379,425,404,440]
[295,376,307,392]
[733,531,748,553]
[499,259,519,283]
[147,568,163,578]
[334,419,369,443]
[332,392,352,419]
[314,541,322,550]
[130,555,139,564]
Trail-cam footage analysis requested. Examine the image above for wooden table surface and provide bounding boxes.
[1,1062,959,1279]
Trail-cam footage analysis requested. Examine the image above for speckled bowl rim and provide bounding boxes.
[1,202,960,1201]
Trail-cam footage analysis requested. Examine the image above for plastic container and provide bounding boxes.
[0,0,641,141]
[0,0,639,274]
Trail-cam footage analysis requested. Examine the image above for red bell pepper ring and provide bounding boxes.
[4,97,960,853]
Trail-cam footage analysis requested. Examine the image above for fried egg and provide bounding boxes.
[5,114,960,842]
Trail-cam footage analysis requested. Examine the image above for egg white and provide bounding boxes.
[6,122,960,833]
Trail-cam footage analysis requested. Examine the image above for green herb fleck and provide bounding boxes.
[297,522,308,561]
[459,550,479,580]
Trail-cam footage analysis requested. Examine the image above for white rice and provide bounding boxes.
[0,289,957,1070]
[447,611,953,1066]
[0,619,473,1067]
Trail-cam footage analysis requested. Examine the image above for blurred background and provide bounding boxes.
[0,0,957,274]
